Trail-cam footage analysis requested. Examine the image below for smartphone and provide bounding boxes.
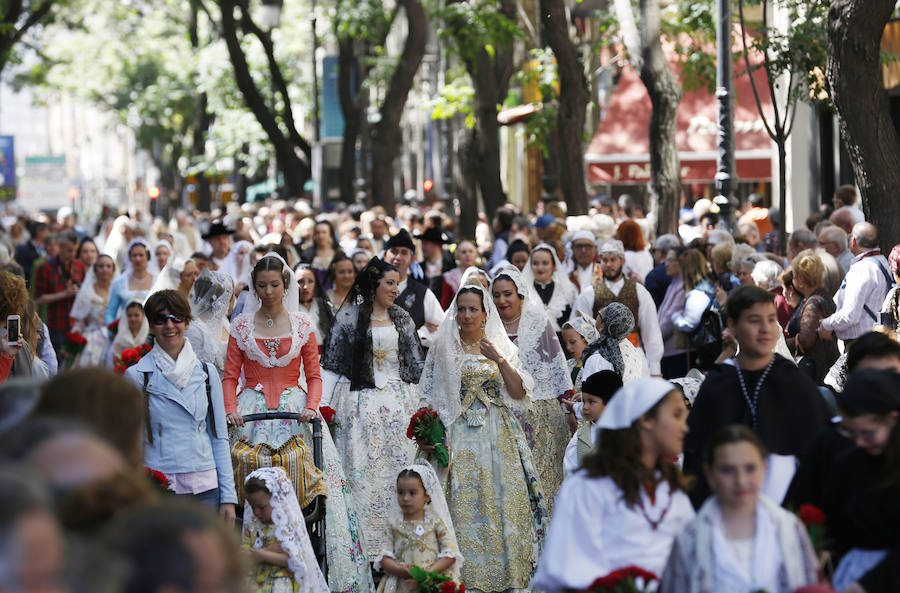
[6,315,20,346]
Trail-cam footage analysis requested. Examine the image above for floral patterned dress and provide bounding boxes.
[243,523,300,593]
[375,510,461,593]
[328,325,420,560]
[442,354,548,593]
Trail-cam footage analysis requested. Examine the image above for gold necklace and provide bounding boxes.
[371,310,389,322]
[461,332,484,350]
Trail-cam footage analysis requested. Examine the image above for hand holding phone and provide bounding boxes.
[7,315,20,346]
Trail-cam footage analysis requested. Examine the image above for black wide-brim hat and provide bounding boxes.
[202,220,235,240]
[416,227,449,245]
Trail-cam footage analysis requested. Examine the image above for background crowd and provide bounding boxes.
[0,185,898,593]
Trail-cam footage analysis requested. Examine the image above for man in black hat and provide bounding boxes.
[417,227,454,297]
[202,220,234,269]
[385,229,444,347]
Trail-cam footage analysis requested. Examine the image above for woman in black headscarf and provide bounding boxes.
[824,369,900,593]
[319,256,425,561]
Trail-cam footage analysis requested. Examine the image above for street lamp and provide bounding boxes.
[260,0,283,30]
[715,0,737,232]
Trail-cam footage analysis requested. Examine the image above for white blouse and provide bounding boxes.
[532,472,695,593]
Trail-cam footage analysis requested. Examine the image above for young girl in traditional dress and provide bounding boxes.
[661,424,819,593]
[561,310,599,392]
[533,378,695,592]
[375,464,462,593]
[242,467,329,593]
[562,370,622,477]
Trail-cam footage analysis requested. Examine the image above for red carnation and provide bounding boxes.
[320,406,336,424]
[457,584,465,593]
[143,466,170,492]
[141,343,152,353]
[439,582,456,593]
[589,566,657,591]
[799,504,826,527]
[122,348,139,364]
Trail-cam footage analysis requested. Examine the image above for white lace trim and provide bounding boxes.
[229,312,314,368]
[243,467,328,593]
[521,244,577,331]
[516,303,574,401]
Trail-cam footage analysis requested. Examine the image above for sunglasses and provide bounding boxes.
[151,313,185,326]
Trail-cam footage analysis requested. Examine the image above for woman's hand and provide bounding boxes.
[817,324,834,341]
[1,334,22,360]
[479,338,503,363]
[219,503,236,525]
[565,412,578,434]
[226,413,245,427]
[298,408,316,422]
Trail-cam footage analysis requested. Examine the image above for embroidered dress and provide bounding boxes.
[327,324,420,559]
[244,523,302,593]
[443,354,547,593]
[374,509,462,593]
[225,312,374,593]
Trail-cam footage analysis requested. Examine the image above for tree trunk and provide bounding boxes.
[470,48,508,219]
[218,0,310,198]
[541,0,589,215]
[190,0,212,211]
[456,125,479,240]
[371,0,427,212]
[614,0,682,235]
[827,0,900,251]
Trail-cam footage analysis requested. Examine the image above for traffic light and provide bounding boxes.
[148,185,161,200]
[68,187,80,201]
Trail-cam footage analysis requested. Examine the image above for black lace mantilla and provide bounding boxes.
[321,303,424,391]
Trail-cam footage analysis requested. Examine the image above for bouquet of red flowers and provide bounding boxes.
[143,466,170,493]
[62,331,88,366]
[114,343,152,374]
[107,319,120,336]
[407,408,450,467]
[588,566,658,593]
[409,565,464,593]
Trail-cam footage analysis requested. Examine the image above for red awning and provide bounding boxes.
[586,50,774,184]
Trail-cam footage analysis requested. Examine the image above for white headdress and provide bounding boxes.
[146,257,189,299]
[186,269,234,373]
[491,266,573,401]
[597,377,675,430]
[221,240,253,288]
[562,309,600,344]
[243,467,329,593]
[520,244,578,331]
[376,463,463,576]
[420,267,532,426]
[122,237,157,285]
[150,239,174,275]
[243,252,300,316]
[70,257,116,321]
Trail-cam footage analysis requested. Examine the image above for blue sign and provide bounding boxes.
[321,55,347,139]
[0,136,14,201]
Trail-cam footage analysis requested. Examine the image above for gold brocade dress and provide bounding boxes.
[443,354,548,593]
[375,511,461,593]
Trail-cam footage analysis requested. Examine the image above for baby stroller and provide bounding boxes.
[231,412,327,575]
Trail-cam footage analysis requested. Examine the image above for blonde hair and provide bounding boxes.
[678,249,710,292]
[710,243,733,274]
[792,250,825,291]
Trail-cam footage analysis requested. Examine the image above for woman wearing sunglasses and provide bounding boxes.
[124,289,237,524]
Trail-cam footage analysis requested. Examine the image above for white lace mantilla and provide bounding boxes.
[229,312,314,368]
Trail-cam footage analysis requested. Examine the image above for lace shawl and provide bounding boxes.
[493,266,573,401]
[420,268,533,426]
[321,303,424,391]
[229,312,314,368]
[582,302,635,378]
[70,264,107,321]
[521,244,577,331]
[243,467,329,593]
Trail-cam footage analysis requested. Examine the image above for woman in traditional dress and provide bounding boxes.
[295,264,334,353]
[418,268,548,593]
[152,239,173,274]
[321,257,425,561]
[148,257,199,302]
[583,302,649,384]
[224,253,373,593]
[106,238,157,324]
[222,239,253,293]
[70,254,115,367]
[185,269,234,377]
[521,244,577,333]
[490,265,572,509]
[440,239,478,309]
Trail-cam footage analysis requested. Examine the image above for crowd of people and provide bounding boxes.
[0,184,898,593]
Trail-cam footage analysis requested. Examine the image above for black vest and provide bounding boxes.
[397,278,428,329]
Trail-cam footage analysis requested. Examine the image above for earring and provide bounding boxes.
[481,320,486,330]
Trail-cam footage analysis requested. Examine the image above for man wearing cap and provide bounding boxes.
[567,230,600,293]
[202,220,233,269]
[533,213,556,242]
[571,239,664,376]
[417,227,454,297]
[384,229,444,347]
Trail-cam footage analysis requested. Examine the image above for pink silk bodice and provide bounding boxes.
[223,333,322,415]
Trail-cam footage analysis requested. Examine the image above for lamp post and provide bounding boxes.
[714,0,737,232]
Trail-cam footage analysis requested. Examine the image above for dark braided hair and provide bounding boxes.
[348,257,397,384]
